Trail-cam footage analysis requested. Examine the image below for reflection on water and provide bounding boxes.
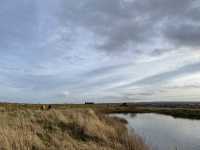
[115,113,200,150]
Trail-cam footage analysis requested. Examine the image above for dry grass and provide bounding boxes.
[0,108,148,150]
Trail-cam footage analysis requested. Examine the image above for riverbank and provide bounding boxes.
[98,106,200,119]
[0,108,148,150]
[1,102,200,119]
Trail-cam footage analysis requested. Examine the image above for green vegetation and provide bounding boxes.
[97,107,200,119]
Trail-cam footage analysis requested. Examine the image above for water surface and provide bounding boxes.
[115,113,200,150]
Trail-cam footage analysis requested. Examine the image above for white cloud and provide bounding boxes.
[0,0,200,103]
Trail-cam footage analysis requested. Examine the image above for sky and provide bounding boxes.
[0,0,200,103]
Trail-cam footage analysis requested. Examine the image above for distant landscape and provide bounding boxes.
[0,102,200,149]
[2,101,200,119]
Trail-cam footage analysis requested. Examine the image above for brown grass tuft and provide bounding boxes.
[0,109,148,150]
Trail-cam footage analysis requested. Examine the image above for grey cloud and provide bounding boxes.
[0,0,38,49]
[111,61,200,91]
[83,62,132,77]
[75,75,125,92]
[1,0,199,56]
[166,85,200,90]
[150,48,174,56]
[164,24,200,48]
[133,61,200,86]
[125,91,155,97]
[59,0,199,54]
[59,0,155,52]
[1,0,200,103]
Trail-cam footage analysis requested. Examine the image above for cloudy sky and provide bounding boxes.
[0,0,200,103]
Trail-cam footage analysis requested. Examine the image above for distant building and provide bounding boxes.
[120,103,128,107]
[85,102,94,104]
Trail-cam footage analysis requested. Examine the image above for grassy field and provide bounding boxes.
[0,102,199,149]
[0,107,148,150]
[1,102,200,119]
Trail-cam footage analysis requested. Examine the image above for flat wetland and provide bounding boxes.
[0,102,200,150]
[2,101,200,120]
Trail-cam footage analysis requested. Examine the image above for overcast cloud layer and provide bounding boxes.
[0,0,200,103]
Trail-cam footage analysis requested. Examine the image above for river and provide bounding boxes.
[114,113,200,150]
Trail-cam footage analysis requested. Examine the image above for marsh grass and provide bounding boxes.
[0,108,148,150]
